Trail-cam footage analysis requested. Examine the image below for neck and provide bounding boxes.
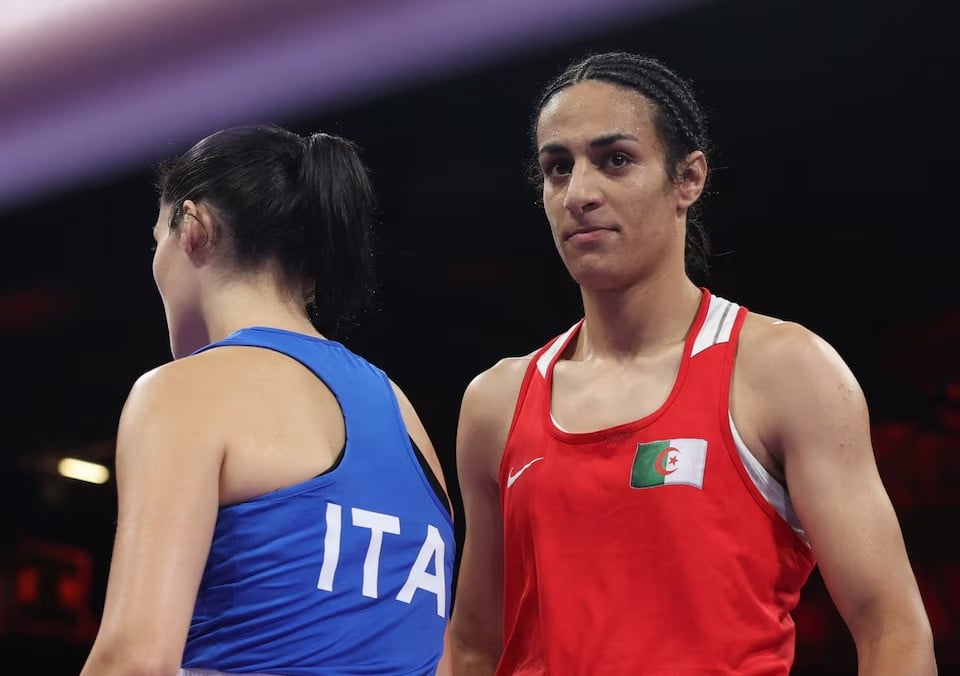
[182,276,319,355]
[575,266,702,361]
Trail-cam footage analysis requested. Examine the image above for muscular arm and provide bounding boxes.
[752,323,936,675]
[450,358,529,675]
[81,364,224,676]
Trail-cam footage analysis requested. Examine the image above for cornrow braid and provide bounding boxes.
[530,52,713,276]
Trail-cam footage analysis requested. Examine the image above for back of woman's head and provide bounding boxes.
[157,124,376,337]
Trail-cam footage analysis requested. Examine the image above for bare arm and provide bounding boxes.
[390,379,451,506]
[81,364,224,676]
[435,628,453,676]
[389,378,454,675]
[450,358,529,675]
[752,323,936,675]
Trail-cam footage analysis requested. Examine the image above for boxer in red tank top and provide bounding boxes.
[450,53,934,675]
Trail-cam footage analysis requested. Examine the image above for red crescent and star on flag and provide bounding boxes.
[655,447,680,476]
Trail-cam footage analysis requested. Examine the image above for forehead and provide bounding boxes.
[536,80,658,148]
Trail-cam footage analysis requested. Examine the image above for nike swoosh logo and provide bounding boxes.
[507,457,544,487]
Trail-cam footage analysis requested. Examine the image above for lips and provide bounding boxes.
[564,225,615,241]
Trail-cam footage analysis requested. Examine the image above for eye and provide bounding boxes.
[543,158,572,177]
[605,152,632,169]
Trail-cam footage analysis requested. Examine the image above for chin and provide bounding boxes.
[566,260,632,291]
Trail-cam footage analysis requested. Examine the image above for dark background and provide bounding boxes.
[1,0,957,673]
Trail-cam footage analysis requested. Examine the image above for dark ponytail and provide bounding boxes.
[156,124,376,338]
[297,133,376,337]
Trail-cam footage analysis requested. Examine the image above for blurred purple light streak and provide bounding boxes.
[0,0,699,212]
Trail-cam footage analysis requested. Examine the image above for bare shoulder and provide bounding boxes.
[462,353,536,423]
[737,311,856,387]
[124,356,211,418]
[115,354,233,478]
[736,310,869,456]
[121,350,244,438]
[457,352,537,485]
[465,353,535,398]
[138,344,295,398]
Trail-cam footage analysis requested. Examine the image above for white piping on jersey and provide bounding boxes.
[548,411,808,547]
[550,412,570,432]
[539,294,740,380]
[691,294,740,357]
[536,322,580,377]
[728,413,809,546]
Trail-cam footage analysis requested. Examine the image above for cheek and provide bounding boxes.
[542,190,564,228]
[151,247,167,294]
[151,240,180,303]
[620,182,673,226]
[542,204,566,251]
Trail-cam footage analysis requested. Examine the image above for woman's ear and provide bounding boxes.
[675,150,707,213]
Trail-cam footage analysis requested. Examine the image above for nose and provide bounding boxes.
[562,162,603,215]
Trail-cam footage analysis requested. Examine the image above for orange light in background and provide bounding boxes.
[57,457,110,484]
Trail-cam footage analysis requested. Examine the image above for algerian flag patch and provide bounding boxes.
[630,439,707,490]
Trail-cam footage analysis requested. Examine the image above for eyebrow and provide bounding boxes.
[538,133,641,155]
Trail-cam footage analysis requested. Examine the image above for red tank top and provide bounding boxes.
[497,290,815,675]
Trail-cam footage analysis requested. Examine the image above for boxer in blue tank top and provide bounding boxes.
[182,328,454,674]
[82,125,453,676]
